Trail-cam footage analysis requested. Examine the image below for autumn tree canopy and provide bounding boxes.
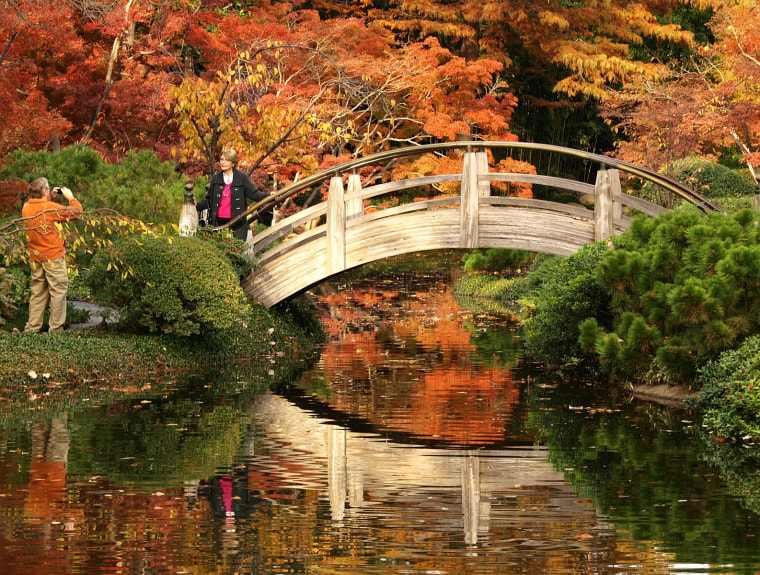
[600,0,760,180]
[0,0,757,188]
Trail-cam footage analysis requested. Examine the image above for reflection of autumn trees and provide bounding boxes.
[312,280,522,444]
[0,374,679,573]
[0,448,675,574]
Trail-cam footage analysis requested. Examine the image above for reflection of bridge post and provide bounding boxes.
[462,451,490,545]
[328,424,347,521]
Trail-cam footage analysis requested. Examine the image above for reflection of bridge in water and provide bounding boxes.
[230,142,718,308]
[250,391,611,546]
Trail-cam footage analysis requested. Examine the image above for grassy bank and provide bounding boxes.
[0,297,325,391]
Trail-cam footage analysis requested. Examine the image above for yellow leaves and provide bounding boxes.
[481,2,507,23]
[538,11,570,31]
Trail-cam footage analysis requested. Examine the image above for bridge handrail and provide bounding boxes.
[217,141,720,235]
[250,170,665,253]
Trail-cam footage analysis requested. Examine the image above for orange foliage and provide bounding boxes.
[0,180,26,214]
[314,284,522,445]
[369,0,693,100]
[600,2,760,176]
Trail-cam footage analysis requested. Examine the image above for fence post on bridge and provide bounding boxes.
[594,164,622,242]
[346,173,364,221]
[476,151,491,197]
[461,151,481,248]
[327,176,346,275]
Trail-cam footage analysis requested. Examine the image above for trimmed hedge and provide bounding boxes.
[86,234,252,336]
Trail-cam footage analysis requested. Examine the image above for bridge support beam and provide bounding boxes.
[594,164,622,242]
[327,176,346,274]
[461,152,483,248]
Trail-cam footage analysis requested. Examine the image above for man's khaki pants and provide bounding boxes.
[24,257,69,333]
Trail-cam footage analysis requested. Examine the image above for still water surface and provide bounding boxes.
[2,263,760,574]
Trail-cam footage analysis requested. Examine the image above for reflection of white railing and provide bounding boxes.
[251,391,603,546]
[243,146,706,308]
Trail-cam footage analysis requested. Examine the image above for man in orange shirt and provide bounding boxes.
[22,177,82,333]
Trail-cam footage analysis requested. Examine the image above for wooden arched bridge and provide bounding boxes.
[217,142,717,308]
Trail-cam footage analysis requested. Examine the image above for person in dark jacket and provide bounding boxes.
[197,148,269,241]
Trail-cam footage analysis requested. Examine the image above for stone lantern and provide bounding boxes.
[179,181,198,237]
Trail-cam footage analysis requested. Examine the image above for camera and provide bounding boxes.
[52,187,63,195]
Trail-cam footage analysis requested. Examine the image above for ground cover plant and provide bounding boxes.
[0,294,323,387]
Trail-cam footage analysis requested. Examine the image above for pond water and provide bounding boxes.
[2,256,760,574]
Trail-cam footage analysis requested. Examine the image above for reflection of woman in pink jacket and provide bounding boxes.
[22,177,82,333]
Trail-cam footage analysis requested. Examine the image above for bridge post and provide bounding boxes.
[594,164,620,241]
[476,151,491,197]
[610,167,623,224]
[327,176,346,274]
[461,152,481,248]
[346,174,364,221]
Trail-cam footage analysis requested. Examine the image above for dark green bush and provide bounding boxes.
[86,235,251,336]
[522,241,613,370]
[696,335,760,446]
[584,206,760,384]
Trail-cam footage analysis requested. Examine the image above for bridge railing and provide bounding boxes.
[217,141,718,243]
[246,144,711,263]
[237,143,720,307]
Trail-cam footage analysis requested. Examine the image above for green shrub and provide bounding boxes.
[0,266,27,325]
[585,206,760,384]
[695,335,760,446]
[522,241,613,370]
[668,157,755,199]
[641,156,755,208]
[0,144,105,202]
[461,248,533,272]
[86,235,251,336]
[195,230,256,278]
[88,149,187,224]
[0,145,188,225]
